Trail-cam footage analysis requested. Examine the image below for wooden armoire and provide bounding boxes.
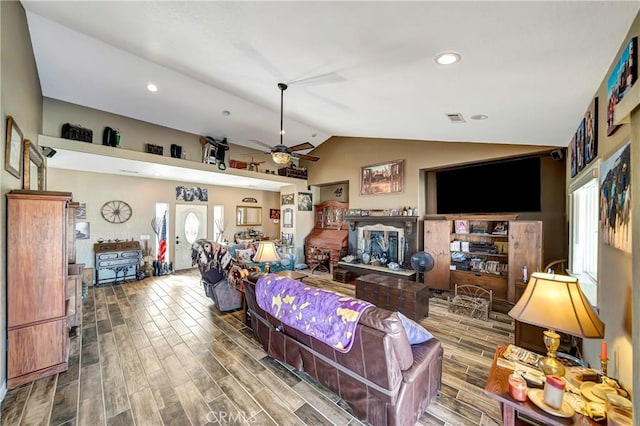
[7,190,73,388]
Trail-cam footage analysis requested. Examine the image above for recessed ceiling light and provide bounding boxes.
[146,83,158,92]
[221,110,231,116]
[434,52,461,65]
[470,114,488,120]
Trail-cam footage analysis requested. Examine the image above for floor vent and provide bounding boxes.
[446,113,466,123]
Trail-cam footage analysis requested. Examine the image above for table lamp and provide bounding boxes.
[253,241,280,273]
[508,272,604,376]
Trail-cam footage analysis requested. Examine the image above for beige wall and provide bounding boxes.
[0,1,43,396]
[574,12,640,399]
[43,97,287,174]
[319,182,349,203]
[47,168,280,272]
[306,137,553,213]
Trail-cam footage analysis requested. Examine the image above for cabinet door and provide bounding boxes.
[8,319,68,380]
[423,220,451,290]
[8,197,67,327]
[508,221,543,302]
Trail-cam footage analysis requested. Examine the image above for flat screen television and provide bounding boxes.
[436,157,541,214]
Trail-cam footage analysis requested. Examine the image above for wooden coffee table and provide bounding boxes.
[275,270,307,281]
[484,346,602,425]
[355,273,429,320]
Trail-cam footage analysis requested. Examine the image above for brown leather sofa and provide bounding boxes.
[244,274,443,425]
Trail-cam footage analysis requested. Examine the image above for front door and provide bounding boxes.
[175,204,208,270]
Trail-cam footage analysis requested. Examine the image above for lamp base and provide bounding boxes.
[539,329,565,377]
[539,356,566,377]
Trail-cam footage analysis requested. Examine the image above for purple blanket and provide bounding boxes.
[256,274,373,353]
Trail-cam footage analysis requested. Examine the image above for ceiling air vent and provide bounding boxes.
[446,113,466,123]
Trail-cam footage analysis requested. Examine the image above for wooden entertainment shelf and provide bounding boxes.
[423,214,542,302]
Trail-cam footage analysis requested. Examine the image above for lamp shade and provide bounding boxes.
[508,272,604,338]
[253,241,281,263]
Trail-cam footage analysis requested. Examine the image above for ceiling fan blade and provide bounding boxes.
[288,72,345,87]
[233,42,285,81]
[294,153,320,162]
[289,142,315,152]
[248,139,274,150]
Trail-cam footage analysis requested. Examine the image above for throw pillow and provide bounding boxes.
[236,248,254,264]
[397,312,433,344]
[202,267,224,285]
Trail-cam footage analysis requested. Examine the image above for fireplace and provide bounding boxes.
[346,216,420,268]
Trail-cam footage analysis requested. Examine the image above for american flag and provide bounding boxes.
[157,212,167,263]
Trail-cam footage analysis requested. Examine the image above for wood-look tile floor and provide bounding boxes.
[0,270,513,426]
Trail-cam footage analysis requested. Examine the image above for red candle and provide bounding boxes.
[601,341,608,361]
[508,374,528,402]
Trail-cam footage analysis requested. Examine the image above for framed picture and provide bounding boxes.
[5,116,24,179]
[569,133,577,178]
[283,208,294,228]
[76,203,87,220]
[22,139,46,190]
[454,220,469,234]
[606,37,637,136]
[599,142,631,253]
[584,97,598,165]
[360,159,404,195]
[298,192,312,211]
[281,193,295,205]
[75,222,90,239]
[269,208,280,219]
[575,118,585,174]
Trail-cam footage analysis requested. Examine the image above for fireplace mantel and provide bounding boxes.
[345,216,421,268]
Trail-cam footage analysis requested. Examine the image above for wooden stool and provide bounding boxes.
[333,268,352,284]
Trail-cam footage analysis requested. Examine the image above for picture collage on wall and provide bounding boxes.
[570,97,598,178]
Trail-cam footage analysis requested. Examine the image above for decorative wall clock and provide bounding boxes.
[100,200,132,224]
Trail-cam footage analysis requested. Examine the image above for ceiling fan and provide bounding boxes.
[250,83,320,164]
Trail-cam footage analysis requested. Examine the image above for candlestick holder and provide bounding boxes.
[600,358,608,379]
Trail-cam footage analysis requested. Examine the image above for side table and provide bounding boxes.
[484,346,601,425]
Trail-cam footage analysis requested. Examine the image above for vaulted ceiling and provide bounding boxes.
[23,1,640,156]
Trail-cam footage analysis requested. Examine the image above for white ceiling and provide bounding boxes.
[22,1,640,155]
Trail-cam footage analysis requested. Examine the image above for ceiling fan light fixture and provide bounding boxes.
[434,52,461,65]
[272,151,291,164]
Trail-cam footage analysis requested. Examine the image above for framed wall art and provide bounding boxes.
[283,208,294,228]
[599,142,631,253]
[298,192,312,211]
[281,193,295,205]
[575,118,586,174]
[606,37,637,136]
[569,133,577,178]
[75,222,90,239]
[269,208,280,220]
[22,139,47,190]
[584,97,598,165]
[5,116,24,179]
[360,159,404,195]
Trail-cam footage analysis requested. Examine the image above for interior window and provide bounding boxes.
[569,163,599,306]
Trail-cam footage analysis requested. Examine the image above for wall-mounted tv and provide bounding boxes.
[436,157,541,214]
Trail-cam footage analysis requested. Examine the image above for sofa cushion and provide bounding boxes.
[358,308,413,371]
[236,248,254,264]
[397,312,433,344]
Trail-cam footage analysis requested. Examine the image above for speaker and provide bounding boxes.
[41,146,57,158]
[550,149,564,161]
